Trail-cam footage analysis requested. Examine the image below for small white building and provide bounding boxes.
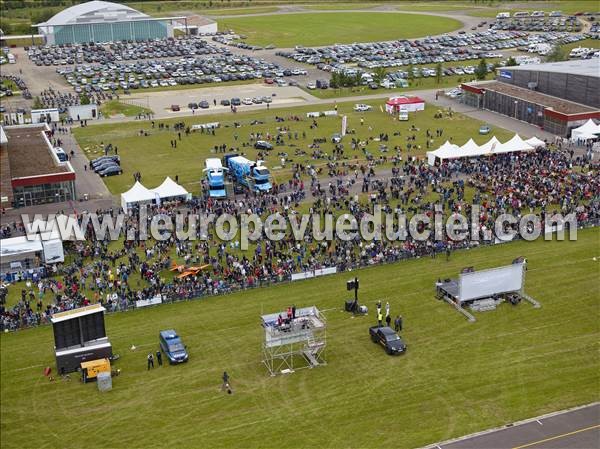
[68,104,99,121]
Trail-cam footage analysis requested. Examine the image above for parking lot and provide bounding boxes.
[118,83,314,119]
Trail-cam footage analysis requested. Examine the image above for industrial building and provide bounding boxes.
[0,124,76,209]
[33,1,214,45]
[461,59,600,136]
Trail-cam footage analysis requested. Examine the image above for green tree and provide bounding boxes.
[435,62,443,85]
[546,45,568,62]
[80,94,91,105]
[372,67,387,84]
[505,56,517,66]
[353,72,362,88]
[475,58,488,80]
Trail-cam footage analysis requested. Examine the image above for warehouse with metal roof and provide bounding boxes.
[34,0,185,45]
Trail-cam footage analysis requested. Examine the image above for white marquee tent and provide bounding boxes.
[525,136,546,148]
[492,134,534,154]
[570,119,600,141]
[121,181,157,213]
[152,177,189,202]
[427,134,537,166]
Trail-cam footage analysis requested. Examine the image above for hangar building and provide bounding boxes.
[461,60,600,136]
[34,0,196,45]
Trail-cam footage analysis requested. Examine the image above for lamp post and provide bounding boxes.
[514,100,518,119]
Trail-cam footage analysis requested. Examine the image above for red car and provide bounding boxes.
[264,78,274,84]
[171,104,180,111]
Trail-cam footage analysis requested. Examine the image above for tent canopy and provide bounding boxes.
[571,119,600,141]
[121,181,156,212]
[152,177,189,199]
[525,136,546,148]
[493,134,534,154]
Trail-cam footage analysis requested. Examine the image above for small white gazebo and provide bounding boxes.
[152,177,189,201]
[570,119,600,142]
[121,181,156,213]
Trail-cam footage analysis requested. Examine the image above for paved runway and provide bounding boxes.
[427,403,600,449]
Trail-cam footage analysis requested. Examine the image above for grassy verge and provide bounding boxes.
[100,100,153,118]
[219,12,462,47]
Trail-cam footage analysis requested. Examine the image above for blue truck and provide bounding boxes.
[223,154,272,193]
[203,158,227,198]
[158,329,189,364]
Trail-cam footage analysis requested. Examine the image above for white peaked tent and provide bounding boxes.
[458,138,482,157]
[492,134,534,154]
[525,136,546,148]
[478,136,501,154]
[570,119,600,141]
[426,141,460,165]
[121,181,157,212]
[152,177,189,201]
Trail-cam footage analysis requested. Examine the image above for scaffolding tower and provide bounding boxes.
[261,306,326,376]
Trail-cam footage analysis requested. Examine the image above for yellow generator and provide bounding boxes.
[80,358,111,383]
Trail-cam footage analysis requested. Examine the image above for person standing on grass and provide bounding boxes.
[395,315,403,332]
[377,309,383,327]
[446,247,451,262]
[156,350,162,366]
[147,353,154,370]
[222,371,231,393]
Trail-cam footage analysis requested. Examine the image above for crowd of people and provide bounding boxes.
[1,118,598,331]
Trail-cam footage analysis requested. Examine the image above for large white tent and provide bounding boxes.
[121,181,157,212]
[570,119,600,142]
[427,134,537,166]
[426,141,460,165]
[152,177,189,202]
[492,134,534,154]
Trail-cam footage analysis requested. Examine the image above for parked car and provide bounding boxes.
[188,102,198,110]
[91,155,120,167]
[369,326,407,355]
[353,104,372,112]
[242,97,253,105]
[230,97,241,106]
[479,124,491,135]
[171,104,180,111]
[199,100,209,109]
[220,99,230,106]
[98,165,123,177]
[306,82,317,90]
[254,140,273,150]
[331,133,342,144]
[159,329,189,364]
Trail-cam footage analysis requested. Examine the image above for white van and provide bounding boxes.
[7,53,16,64]
[513,11,530,18]
[531,11,545,17]
[496,12,510,19]
[398,107,409,121]
[54,147,68,162]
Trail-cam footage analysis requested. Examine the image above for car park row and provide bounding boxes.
[278,30,591,71]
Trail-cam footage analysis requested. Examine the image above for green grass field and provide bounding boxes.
[100,100,153,118]
[1,228,598,449]
[218,13,462,47]
[73,99,512,195]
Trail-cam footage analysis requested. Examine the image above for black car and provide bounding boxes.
[220,99,230,106]
[369,326,407,355]
[188,102,198,110]
[230,97,241,106]
[254,140,273,151]
[98,165,123,177]
[199,100,209,109]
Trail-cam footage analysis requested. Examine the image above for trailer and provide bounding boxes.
[223,154,272,193]
[203,158,228,198]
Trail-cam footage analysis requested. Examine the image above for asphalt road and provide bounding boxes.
[425,403,600,449]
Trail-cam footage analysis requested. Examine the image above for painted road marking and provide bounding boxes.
[512,424,600,449]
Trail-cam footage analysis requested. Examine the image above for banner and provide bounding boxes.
[136,295,163,308]
[341,115,347,136]
[306,110,338,118]
[192,122,220,130]
[291,266,337,281]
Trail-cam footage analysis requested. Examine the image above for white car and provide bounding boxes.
[306,82,316,90]
[354,104,372,112]
[242,98,253,105]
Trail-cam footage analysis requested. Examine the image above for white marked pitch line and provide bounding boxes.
[536,419,543,425]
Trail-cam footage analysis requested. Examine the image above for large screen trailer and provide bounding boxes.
[50,304,113,374]
[436,261,539,321]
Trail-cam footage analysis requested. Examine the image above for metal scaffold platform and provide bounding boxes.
[261,306,326,376]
